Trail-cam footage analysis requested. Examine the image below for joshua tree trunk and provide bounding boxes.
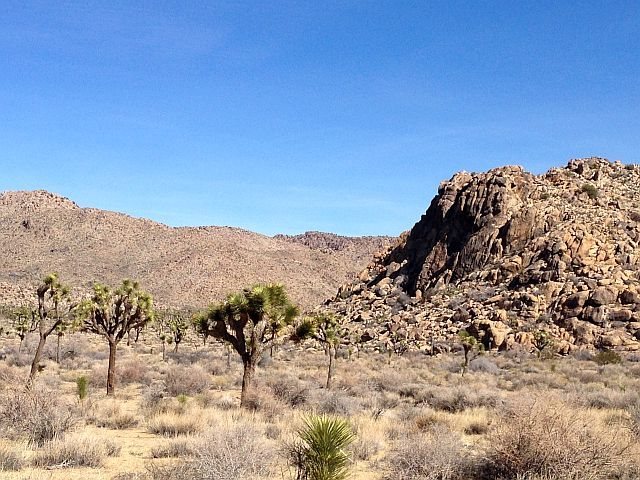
[326,345,336,389]
[28,333,48,387]
[107,339,117,396]
[56,334,61,363]
[240,359,257,407]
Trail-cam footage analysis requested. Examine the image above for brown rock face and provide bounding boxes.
[326,158,640,353]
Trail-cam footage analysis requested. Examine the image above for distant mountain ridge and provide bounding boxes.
[0,190,394,309]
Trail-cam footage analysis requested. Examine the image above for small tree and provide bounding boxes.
[80,279,154,395]
[200,283,298,407]
[293,313,342,389]
[166,310,189,352]
[533,329,553,359]
[192,311,210,346]
[458,330,482,376]
[27,273,75,387]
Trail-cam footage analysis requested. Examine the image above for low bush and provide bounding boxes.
[148,424,273,480]
[147,413,201,437]
[481,396,634,479]
[384,425,473,480]
[32,435,119,468]
[164,364,210,396]
[0,445,24,471]
[0,387,77,446]
[151,437,195,458]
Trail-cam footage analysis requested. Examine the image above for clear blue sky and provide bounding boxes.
[1,1,638,236]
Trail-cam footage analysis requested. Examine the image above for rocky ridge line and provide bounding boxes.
[325,158,640,354]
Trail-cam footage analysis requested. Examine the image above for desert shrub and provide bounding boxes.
[480,396,634,479]
[414,385,499,412]
[593,349,622,366]
[268,377,309,407]
[241,388,285,420]
[570,349,594,361]
[112,473,151,480]
[384,425,473,480]
[0,363,22,388]
[94,402,139,429]
[579,388,639,410]
[149,423,273,480]
[581,183,599,199]
[140,382,168,416]
[314,390,361,416]
[32,435,119,468]
[0,387,77,446]
[0,445,24,471]
[151,437,195,458]
[118,358,153,385]
[164,364,210,396]
[468,357,500,374]
[147,413,201,437]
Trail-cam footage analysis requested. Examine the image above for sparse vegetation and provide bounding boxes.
[581,182,599,199]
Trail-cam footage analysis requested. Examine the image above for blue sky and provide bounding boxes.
[1,1,638,236]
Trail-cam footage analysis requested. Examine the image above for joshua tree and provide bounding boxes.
[192,311,210,346]
[293,313,342,389]
[533,329,553,358]
[80,279,154,395]
[166,310,189,352]
[200,283,298,407]
[27,273,75,387]
[458,329,482,376]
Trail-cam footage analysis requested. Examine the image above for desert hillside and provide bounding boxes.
[327,157,640,352]
[0,190,393,309]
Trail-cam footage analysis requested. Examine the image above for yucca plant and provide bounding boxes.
[293,414,355,480]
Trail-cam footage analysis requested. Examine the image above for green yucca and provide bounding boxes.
[296,415,355,480]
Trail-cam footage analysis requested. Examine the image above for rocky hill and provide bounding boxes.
[275,231,394,271]
[326,158,640,353]
[0,190,392,309]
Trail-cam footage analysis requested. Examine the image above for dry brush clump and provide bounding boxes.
[480,395,637,479]
[164,364,211,396]
[148,423,274,480]
[384,424,474,480]
[0,386,77,446]
[32,434,120,468]
[0,444,24,471]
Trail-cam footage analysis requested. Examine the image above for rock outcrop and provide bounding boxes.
[326,158,640,353]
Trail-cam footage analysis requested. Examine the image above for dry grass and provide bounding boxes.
[147,412,202,437]
[2,333,640,480]
[32,434,120,468]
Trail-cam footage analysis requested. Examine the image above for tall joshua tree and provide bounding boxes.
[27,273,75,387]
[80,279,154,395]
[201,283,298,407]
[293,313,342,389]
